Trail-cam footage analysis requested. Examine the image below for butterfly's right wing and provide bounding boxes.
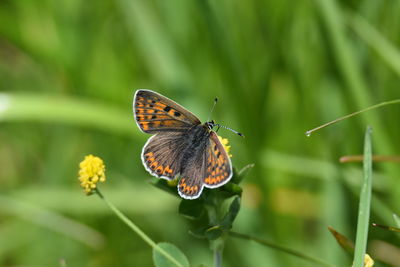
[141,132,186,180]
[134,89,201,133]
[177,131,233,199]
[203,131,233,188]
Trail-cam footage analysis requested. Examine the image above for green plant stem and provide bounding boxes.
[306,99,400,136]
[95,189,183,267]
[206,196,224,267]
[214,243,223,267]
[229,231,336,267]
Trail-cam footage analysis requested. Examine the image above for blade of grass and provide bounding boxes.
[353,126,373,267]
[0,93,136,137]
[117,0,190,87]
[314,0,392,156]
[348,12,400,77]
[10,185,176,214]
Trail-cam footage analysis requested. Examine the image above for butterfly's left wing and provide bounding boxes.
[134,89,201,133]
[142,132,186,180]
[203,131,233,188]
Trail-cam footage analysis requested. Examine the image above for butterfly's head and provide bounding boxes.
[205,120,216,130]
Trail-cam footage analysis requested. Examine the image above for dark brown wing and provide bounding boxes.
[134,89,201,133]
[141,132,187,180]
[203,131,233,188]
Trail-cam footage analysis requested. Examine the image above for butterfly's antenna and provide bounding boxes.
[215,124,245,137]
[207,97,218,121]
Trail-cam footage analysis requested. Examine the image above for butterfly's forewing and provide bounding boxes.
[203,131,233,188]
[134,89,201,133]
[141,132,186,180]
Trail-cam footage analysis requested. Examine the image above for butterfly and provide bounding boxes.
[133,89,234,200]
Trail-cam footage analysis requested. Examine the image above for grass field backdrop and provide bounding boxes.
[0,0,400,266]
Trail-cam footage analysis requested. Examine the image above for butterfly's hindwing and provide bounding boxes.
[204,131,233,188]
[141,132,187,180]
[134,89,201,133]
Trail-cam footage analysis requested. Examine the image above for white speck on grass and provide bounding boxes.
[0,94,10,116]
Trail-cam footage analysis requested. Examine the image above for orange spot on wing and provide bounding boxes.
[142,123,149,130]
[163,166,174,175]
[156,166,163,174]
[150,161,159,170]
[154,103,167,109]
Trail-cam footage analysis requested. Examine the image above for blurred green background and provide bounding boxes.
[1,0,400,266]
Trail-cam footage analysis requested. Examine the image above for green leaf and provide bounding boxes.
[237,164,255,179]
[220,196,241,230]
[327,226,354,256]
[153,242,189,267]
[179,199,205,220]
[220,183,242,197]
[189,225,226,240]
[231,164,254,184]
[353,126,373,267]
[188,226,208,239]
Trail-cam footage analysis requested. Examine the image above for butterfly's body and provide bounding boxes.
[134,89,233,199]
[180,125,210,164]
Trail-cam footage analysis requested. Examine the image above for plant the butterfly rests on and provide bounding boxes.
[133,89,242,200]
